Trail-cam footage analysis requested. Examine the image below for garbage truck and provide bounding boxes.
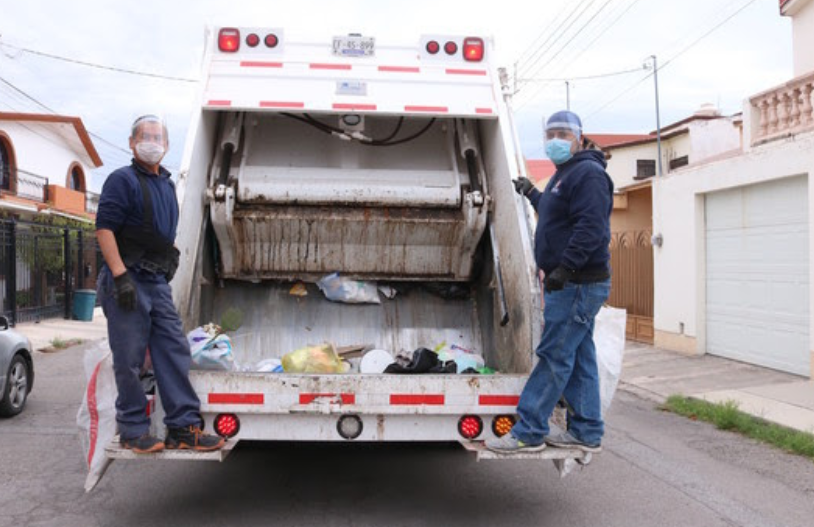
[104,27,589,467]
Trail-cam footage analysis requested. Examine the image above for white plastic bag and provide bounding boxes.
[188,325,236,371]
[594,305,627,417]
[317,272,381,304]
[77,340,117,492]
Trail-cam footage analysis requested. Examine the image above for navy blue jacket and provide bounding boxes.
[96,160,178,245]
[527,149,614,275]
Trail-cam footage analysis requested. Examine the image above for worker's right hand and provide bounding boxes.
[113,271,138,311]
[513,177,534,196]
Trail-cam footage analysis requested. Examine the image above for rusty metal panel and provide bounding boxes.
[218,202,487,281]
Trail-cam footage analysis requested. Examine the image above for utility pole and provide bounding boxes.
[565,81,570,110]
[651,55,663,177]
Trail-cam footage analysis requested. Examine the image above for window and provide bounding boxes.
[669,155,689,171]
[67,163,86,192]
[0,133,15,192]
[636,159,656,179]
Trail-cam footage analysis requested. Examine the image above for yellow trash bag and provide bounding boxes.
[282,343,346,373]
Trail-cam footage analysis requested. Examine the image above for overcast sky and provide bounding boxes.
[0,0,793,191]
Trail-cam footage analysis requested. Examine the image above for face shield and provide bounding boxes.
[130,114,168,146]
[543,115,582,165]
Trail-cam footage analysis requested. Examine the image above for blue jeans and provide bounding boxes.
[511,279,611,446]
[98,267,201,440]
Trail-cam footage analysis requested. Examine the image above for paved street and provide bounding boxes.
[2,343,814,527]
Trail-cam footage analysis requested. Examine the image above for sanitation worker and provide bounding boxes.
[96,114,224,454]
[487,110,613,454]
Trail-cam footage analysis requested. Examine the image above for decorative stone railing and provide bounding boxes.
[749,70,814,146]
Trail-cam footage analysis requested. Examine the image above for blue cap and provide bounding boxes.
[545,110,582,139]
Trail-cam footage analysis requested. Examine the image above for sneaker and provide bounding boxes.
[120,434,165,454]
[485,434,546,453]
[545,431,602,453]
[165,425,226,451]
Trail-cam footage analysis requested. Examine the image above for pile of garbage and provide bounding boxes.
[188,325,494,376]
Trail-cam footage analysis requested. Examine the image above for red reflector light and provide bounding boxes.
[458,415,483,440]
[246,33,260,47]
[265,33,279,48]
[214,413,240,438]
[218,28,240,53]
[463,37,484,62]
[444,41,458,55]
[426,40,440,54]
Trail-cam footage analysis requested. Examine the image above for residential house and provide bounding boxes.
[0,112,103,323]
[651,0,814,377]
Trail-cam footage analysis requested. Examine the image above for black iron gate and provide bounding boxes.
[0,219,102,325]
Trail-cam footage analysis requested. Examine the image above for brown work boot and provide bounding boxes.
[120,434,165,454]
[165,425,225,451]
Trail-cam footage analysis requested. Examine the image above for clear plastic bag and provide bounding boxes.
[282,343,347,373]
[188,325,236,371]
[76,340,117,492]
[317,272,381,304]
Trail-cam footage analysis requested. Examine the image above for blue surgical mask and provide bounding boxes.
[545,138,574,165]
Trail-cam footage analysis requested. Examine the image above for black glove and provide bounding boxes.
[544,266,574,293]
[513,177,534,196]
[166,247,180,283]
[113,271,138,311]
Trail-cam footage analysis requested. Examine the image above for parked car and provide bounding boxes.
[0,316,33,417]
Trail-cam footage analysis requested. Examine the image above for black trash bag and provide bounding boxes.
[421,282,471,300]
[384,347,439,374]
[429,360,458,374]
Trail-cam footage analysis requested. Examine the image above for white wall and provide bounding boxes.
[791,0,814,76]
[0,121,95,189]
[652,130,814,357]
[687,118,741,161]
[606,142,658,189]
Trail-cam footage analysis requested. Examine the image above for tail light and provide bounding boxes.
[218,28,240,52]
[246,33,260,47]
[463,37,484,62]
[492,415,516,437]
[265,33,279,48]
[444,41,458,55]
[214,413,240,438]
[426,40,440,54]
[458,415,483,439]
[337,415,363,439]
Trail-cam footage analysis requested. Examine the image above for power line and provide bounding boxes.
[515,0,616,109]
[0,41,197,83]
[513,2,572,71]
[518,65,645,83]
[515,0,600,80]
[583,0,760,119]
[0,74,133,163]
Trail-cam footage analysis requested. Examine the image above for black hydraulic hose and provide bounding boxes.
[464,149,483,194]
[377,116,404,142]
[218,143,234,185]
[363,118,437,147]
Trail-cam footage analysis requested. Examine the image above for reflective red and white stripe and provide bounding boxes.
[207,392,519,406]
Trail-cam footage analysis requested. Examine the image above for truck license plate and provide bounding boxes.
[333,36,375,57]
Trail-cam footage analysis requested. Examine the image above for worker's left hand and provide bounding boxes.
[544,266,574,293]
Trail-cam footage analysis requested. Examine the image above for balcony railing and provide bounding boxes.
[749,70,814,146]
[85,191,100,214]
[14,169,49,202]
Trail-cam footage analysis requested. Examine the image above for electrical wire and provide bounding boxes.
[0,41,197,83]
[283,113,429,147]
[583,0,760,119]
[518,65,645,83]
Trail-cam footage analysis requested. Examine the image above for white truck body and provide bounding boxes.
[106,27,585,466]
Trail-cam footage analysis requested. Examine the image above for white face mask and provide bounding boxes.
[135,142,165,165]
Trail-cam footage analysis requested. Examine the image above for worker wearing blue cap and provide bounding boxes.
[487,110,613,454]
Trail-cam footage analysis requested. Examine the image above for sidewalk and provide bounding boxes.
[16,307,108,353]
[620,342,814,434]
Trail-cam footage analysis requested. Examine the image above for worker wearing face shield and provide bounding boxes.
[487,110,614,454]
[95,115,225,454]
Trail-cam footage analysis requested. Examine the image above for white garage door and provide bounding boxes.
[705,175,810,376]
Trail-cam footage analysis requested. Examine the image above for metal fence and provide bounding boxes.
[0,219,102,325]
